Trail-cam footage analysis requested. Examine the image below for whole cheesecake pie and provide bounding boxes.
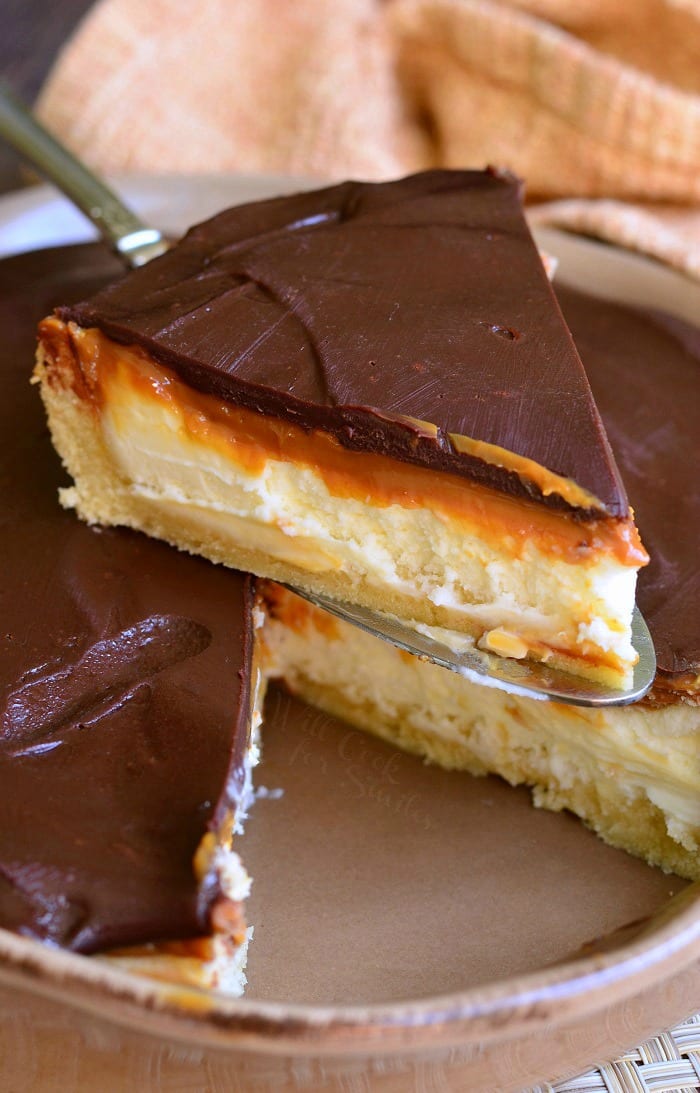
[0,173,696,995]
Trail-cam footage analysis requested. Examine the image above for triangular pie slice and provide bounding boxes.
[35,170,647,687]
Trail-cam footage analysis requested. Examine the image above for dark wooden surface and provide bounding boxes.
[0,0,96,194]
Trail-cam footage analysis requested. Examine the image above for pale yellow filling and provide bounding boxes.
[262,587,700,879]
[100,378,637,668]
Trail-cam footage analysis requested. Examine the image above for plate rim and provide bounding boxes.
[0,172,698,1058]
[1,882,699,1052]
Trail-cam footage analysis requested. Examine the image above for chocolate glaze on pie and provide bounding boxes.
[59,171,629,519]
[0,245,255,954]
[0,230,697,951]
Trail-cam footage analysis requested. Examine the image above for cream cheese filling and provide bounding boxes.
[263,599,700,841]
[98,374,637,670]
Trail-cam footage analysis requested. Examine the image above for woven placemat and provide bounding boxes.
[525,1014,700,1093]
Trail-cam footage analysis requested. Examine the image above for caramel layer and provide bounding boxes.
[43,319,647,570]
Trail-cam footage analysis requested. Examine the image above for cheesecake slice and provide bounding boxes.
[0,251,264,993]
[262,287,700,880]
[35,171,647,689]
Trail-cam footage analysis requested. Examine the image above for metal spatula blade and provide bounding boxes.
[288,588,656,707]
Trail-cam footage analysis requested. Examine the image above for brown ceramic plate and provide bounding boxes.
[0,177,698,1093]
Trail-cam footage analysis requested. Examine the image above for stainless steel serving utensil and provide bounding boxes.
[288,589,656,708]
[0,82,656,706]
[0,82,168,268]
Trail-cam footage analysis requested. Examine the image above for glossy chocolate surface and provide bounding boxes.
[0,246,254,954]
[0,236,697,955]
[61,171,628,518]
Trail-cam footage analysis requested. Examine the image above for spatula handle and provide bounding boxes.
[0,82,167,267]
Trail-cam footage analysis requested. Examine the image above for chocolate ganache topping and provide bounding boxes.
[0,245,255,953]
[60,171,628,519]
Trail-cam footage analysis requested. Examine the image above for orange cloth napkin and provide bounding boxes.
[37,0,700,279]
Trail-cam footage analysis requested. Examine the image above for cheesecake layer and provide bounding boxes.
[38,171,647,687]
[38,317,643,687]
[263,583,700,879]
[0,246,264,993]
